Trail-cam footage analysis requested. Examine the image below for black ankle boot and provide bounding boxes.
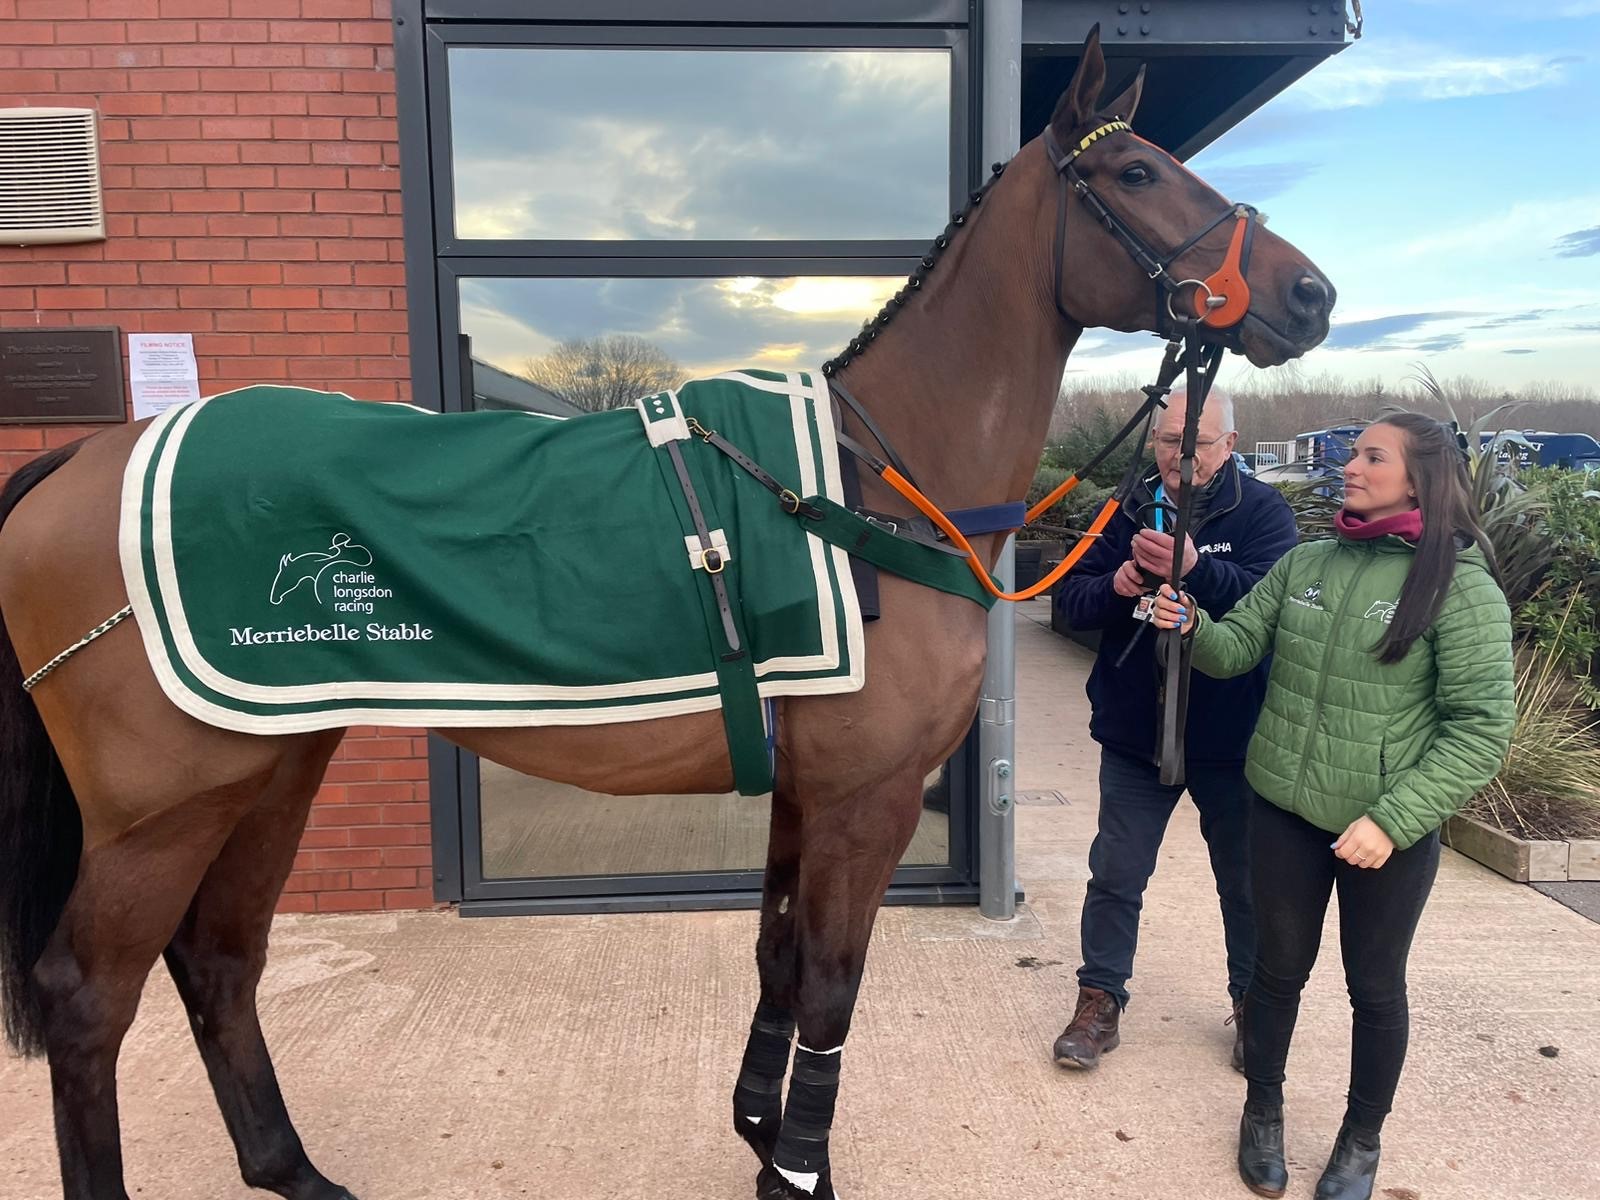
[1237,1102,1288,1198]
[1315,1123,1381,1200]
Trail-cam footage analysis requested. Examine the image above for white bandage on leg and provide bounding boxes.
[777,1166,820,1195]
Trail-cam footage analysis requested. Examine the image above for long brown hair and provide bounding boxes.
[1372,412,1497,664]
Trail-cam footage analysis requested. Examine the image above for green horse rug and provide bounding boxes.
[120,372,873,790]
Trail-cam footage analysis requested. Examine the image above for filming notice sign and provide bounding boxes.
[0,326,126,424]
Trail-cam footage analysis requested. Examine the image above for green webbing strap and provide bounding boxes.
[790,496,1000,611]
[648,437,774,797]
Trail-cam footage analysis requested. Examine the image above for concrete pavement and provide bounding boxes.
[3,601,1597,1199]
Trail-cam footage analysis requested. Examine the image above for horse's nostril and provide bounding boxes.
[1292,274,1328,311]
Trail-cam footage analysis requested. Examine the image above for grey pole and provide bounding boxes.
[977,0,1022,921]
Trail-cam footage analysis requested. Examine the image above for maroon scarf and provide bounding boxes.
[1334,506,1423,542]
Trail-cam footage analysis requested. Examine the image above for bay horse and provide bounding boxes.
[0,29,1333,1200]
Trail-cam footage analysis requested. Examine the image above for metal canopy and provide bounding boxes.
[1021,0,1352,158]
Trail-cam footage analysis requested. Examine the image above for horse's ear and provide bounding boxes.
[1102,64,1146,125]
[1050,23,1107,137]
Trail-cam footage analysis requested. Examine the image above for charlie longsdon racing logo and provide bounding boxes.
[268,533,388,614]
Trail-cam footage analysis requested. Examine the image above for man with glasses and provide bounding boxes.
[1051,386,1298,1073]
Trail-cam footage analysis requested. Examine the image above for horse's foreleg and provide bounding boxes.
[34,776,273,1200]
[162,734,354,1200]
[758,769,925,1200]
[734,787,802,1167]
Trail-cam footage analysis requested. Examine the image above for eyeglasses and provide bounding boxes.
[1151,434,1232,451]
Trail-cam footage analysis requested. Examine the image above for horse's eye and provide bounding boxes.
[1119,164,1153,187]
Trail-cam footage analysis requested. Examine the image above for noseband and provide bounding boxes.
[1042,119,1260,337]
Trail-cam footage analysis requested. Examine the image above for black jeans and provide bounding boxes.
[1243,792,1440,1133]
[1078,747,1256,1009]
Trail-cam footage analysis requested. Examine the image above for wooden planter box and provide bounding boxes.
[1569,839,1600,881]
[1441,813,1596,883]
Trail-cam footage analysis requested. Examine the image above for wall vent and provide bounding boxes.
[0,107,106,246]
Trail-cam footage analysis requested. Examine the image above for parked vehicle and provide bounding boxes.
[1263,425,1600,475]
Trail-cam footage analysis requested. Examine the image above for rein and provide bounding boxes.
[826,117,1247,783]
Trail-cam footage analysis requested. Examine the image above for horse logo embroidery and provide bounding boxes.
[1364,600,1397,625]
[269,533,374,606]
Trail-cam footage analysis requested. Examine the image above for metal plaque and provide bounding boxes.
[0,326,126,424]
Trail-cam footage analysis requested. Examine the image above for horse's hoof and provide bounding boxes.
[756,1163,836,1200]
[266,1174,358,1200]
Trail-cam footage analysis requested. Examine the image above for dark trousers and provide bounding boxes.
[1243,792,1440,1133]
[1078,746,1256,1009]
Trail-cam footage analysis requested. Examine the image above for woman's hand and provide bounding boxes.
[1333,816,1395,869]
[1149,584,1196,634]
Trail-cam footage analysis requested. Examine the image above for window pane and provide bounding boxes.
[459,274,906,400]
[447,47,950,241]
[460,272,952,880]
[480,767,951,880]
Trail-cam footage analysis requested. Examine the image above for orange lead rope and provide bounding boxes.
[880,465,1121,603]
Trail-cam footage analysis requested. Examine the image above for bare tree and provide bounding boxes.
[520,334,687,413]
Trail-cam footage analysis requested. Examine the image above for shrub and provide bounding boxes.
[1466,600,1600,839]
[1024,466,1113,547]
[1515,467,1600,707]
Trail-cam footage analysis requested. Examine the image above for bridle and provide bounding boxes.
[1042,118,1261,339]
[1040,117,1264,785]
[822,117,1271,786]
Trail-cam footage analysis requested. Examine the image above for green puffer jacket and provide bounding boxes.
[1188,533,1515,849]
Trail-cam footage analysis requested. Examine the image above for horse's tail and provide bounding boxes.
[0,443,87,1058]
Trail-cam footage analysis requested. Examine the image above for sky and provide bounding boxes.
[449,9,1600,399]
[1089,1,1600,394]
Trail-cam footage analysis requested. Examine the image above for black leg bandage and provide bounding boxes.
[734,1002,795,1123]
[771,1045,842,1180]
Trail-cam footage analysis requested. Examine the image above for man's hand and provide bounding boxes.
[1333,816,1395,870]
[1131,529,1198,580]
[1112,558,1146,598]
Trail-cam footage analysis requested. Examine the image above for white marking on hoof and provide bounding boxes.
[777,1166,820,1195]
[797,1043,843,1055]
[745,1115,762,1125]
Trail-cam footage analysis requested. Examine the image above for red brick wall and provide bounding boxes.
[0,1,436,913]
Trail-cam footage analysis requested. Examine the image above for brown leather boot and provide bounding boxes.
[1052,986,1121,1069]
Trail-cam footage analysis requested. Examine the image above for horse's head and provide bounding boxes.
[269,553,305,606]
[1034,26,1334,367]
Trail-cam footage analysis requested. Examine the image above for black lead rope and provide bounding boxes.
[827,374,921,491]
[1155,334,1226,787]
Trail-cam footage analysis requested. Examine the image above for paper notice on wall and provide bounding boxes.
[128,333,201,420]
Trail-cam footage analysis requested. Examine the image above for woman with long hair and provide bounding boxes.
[1150,413,1515,1200]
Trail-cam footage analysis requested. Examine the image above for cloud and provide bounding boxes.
[1194,161,1319,203]
[1414,335,1467,352]
[1503,348,1538,355]
[1284,41,1571,110]
[447,47,952,242]
[1322,311,1477,350]
[1554,227,1600,258]
[1473,311,1549,328]
[1071,331,1159,360]
[1400,195,1600,260]
[459,273,915,380]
